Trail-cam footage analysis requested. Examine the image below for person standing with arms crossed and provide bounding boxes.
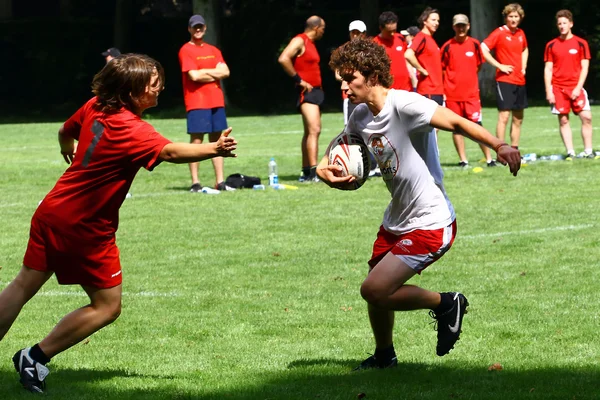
[278,15,326,183]
[544,9,594,159]
[179,14,232,193]
[481,3,528,150]
[1,53,237,393]
[319,38,521,370]
[372,11,413,92]
[405,7,444,106]
[441,14,496,168]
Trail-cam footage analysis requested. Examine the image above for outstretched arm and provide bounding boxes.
[430,107,521,176]
[159,128,237,163]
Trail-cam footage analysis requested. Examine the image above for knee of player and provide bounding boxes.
[360,282,386,306]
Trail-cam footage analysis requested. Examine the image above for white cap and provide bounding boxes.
[400,29,409,36]
[348,20,367,33]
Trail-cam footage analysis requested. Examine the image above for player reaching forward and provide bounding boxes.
[0,53,237,393]
[319,38,520,369]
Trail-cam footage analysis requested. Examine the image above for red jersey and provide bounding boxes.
[293,33,322,87]
[544,35,591,88]
[483,25,528,85]
[179,42,226,111]
[373,34,412,91]
[34,97,172,242]
[441,37,483,101]
[409,32,443,95]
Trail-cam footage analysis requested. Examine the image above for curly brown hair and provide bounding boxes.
[502,3,525,19]
[91,53,165,113]
[329,37,393,88]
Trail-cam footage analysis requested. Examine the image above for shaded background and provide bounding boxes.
[0,0,598,119]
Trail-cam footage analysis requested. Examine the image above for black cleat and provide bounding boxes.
[353,354,398,371]
[13,348,50,393]
[430,292,469,356]
[190,183,202,193]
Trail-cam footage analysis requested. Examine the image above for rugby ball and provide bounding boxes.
[328,133,371,189]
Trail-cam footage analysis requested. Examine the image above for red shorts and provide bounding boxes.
[23,216,122,288]
[445,100,482,123]
[368,221,457,273]
[551,87,590,115]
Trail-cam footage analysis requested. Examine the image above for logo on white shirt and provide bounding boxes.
[369,135,398,178]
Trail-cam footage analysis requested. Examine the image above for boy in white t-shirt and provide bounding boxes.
[318,38,521,369]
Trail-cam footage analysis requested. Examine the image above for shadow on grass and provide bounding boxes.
[1,358,598,400]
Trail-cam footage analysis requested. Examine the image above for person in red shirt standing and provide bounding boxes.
[544,9,594,159]
[278,16,326,182]
[441,14,495,168]
[405,7,444,105]
[0,54,237,394]
[482,3,528,150]
[372,11,413,92]
[179,15,232,193]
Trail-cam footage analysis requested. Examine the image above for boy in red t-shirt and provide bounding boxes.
[544,9,594,159]
[1,54,237,394]
[441,14,495,167]
[482,3,528,149]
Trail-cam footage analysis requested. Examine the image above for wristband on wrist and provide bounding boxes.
[292,74,302,84]
[494,143,508,153]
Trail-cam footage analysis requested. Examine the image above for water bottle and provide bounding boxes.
[268,158,279,186]
[522,153,537,162]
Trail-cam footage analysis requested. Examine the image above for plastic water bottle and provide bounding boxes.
[268,158,279,186]
[522,153,537,162]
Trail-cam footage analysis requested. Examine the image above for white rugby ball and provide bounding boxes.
[328,133,371,189]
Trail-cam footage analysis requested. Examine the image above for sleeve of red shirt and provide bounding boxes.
[581,38,591,59]
[521,33,528,50]
[178,46,197,73]
[543,41,553,63]
[473,39,484,67]
[440,42,450,70]
[128,122,173,171]
[483,29,499,51]
[214,47,225,64]
[411,34,427,56]
[62,98,94,140]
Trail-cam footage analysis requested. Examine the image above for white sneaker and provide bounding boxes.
[201,187,220,194]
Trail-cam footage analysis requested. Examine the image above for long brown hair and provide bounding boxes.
[91,53,164,113]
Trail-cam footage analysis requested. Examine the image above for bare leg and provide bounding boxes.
[479,144,493,162]
[510,110,524,147]
[361,253,441,349]
[0,266,53,341]
[496,110,510,142]
[38,285,122,358]
[452,133,468,163]
[558,114,574,153]
[299,103,322,168]
[579,110,593,151]
[188,133,205,185]
[208,131,224,186]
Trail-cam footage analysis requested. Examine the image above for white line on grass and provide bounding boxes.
[462,224,593,239]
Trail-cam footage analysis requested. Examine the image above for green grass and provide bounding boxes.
[1,107,599,399]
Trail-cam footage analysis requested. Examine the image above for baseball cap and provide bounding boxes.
[452,14,469,25]
[101,47,121,57]
[407,26,420,36]
[189,14,206,27]
[400,29,409,36]
[348,20,367,33]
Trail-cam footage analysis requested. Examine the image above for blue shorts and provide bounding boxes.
[187,108,228,134]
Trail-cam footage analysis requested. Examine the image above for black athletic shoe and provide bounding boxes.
[190,183,202,193]
[353,354,398,371]
[458,161,469,168]
[13,348,50,393]
[487,160,497,167]
[430,292,469,356]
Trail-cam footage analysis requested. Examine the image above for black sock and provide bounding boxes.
[30,343,51,365]
[309,166,317,178]
[433,292,454,314]
[374,344,396,360]
[302,167,311,177]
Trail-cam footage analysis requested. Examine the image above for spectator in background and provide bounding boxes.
[278,16,326,183]
[179,14,232,193]
[441,14,496,167]
[482,3,528,150]
[2,53,237,394]
[343,20,368,124]
[401,26,420,90]
[101,47,121,63]
[544,9,594,159]
[373,11,413,92]
[405,7,444,106]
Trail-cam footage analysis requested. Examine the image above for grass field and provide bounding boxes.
[1,106,599,399]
